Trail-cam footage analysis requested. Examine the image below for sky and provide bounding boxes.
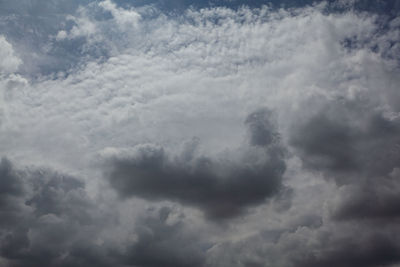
[1,0,400,266]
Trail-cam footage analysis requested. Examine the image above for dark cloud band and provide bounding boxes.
[106,109,288,219]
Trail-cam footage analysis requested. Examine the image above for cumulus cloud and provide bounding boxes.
[0,158,108,267]
[1,0,400,266]
[291,97,400,179]
[290,96,400,222]
[291,225,400,267]
[105,109,287,219]
[0,36,21,74]
[122,206,206,267]
[0,158,208,267]
[332,178,400,221]
[99,0,141,29]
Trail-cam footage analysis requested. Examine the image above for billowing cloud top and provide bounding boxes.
[1,0,400,266]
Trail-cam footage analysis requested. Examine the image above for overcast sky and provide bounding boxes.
[1,0,400,266]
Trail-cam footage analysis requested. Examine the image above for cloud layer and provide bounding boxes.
[1,0,400,266]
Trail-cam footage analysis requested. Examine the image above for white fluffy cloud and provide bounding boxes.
[0,36,21,74]
[4,3,396,164]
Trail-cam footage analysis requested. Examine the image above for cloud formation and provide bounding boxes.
[122,206,206,267]
[106,109,287,219]
[0,36,21,74]
[290,96,400,221]
[0,158,208,267]
[0,158,105,267]
[1,0,400,266]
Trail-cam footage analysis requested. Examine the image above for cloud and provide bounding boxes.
[290,97,400,178]
[1,1,400,267]
[99,0,141,29]
[0,158,112,267]
[206,217,400,267]
[290,96,400,223]
[291,228,400,267]
[122,207,206,267]
[0,0,95,75]
[2,1,391,172]
[0,158,210,267]
[0,36,21,74]
[105,109,287,219]
[331,172,400,221]
[0,157,173,267]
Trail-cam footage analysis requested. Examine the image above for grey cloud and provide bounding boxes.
[122,206,206,267]
[290,110,358,175]
[290,96,400,222]
[0,158,28,227]
[285,95,400,267]
[0,158,210,267]
[290,97,400,180]
[293,233,400,267]
[206,216,400,267]
[332,175,400,221]
[245,108,280,147]
[0,158,112,267]
[106,109,288,220]
[2,1,400,267]
[0,158,23,197]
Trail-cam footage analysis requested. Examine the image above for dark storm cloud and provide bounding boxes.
[0,158,113,267]
[0,158,209,267]
[290,97,400,182]
[332,176,400,221]
[286,95,400,267]
[0,158,23,198]
[290,96,400,221]
[106,109,288,219]
[206,219,400,267]
[245,108,280,147]
[294,233,400,267]
[122,207,206,267]
[0,158,27,227]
